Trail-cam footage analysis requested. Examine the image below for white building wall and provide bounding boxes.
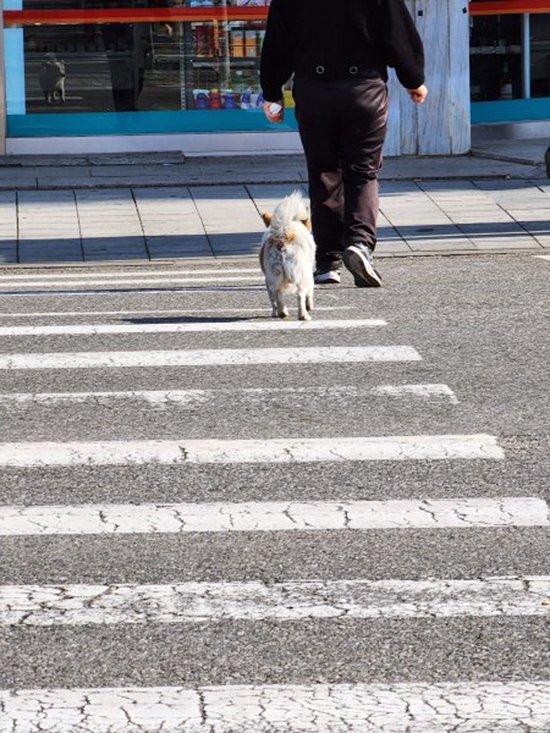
[385,0,471,156]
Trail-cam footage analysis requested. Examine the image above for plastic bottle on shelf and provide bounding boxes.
[240,87,253,109]
[223,91,237,109]
[209,89,222,109]
[194,91,210,110]
[283,89,295,108]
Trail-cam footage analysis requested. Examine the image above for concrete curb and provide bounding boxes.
[3,171,548,192]
[471,150,544,168]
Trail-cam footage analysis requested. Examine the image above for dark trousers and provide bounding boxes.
[293,75,388,270]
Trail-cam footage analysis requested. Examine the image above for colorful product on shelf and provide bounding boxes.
[194,25,215,57]
[283,89,295,108]
[209,89,222,109]
[222,91,238,109]
[240,88,253,109]
[185,4,270,114]
[193,90,211,109]
[245,30,258,57]
[231,29,245,57]
[192,87,269,111]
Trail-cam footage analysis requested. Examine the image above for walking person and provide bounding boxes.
[260,0,427,287]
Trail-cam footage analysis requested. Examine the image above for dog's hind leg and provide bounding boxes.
[265,284,278,318]
[306,288,314,313]
[303,274,314,318]
[297,289,311,321]
[276,289,289,319]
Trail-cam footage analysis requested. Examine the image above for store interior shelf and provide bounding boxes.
[470,45,522,55]
[191,58,258,67]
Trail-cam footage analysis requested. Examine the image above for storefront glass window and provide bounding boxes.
[530,13,550,98]
[469,13,522,101]
[2,0,298,137]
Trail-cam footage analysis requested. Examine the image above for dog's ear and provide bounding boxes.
[261,212,273,227]
[301,217,312,231]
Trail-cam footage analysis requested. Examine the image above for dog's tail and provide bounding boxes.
[269,190,310,241]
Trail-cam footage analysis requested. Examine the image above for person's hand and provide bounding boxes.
[408,85,428,104]
[263,100,284,123]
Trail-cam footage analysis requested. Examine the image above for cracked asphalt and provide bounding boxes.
[0,252,548,730]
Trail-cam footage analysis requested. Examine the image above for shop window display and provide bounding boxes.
[530,13,550,98]
[469,13,523,101]
[4,0,297,135]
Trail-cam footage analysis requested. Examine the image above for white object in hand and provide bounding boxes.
[269,103,283,115]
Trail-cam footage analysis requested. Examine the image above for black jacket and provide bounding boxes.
[260,0,425,102]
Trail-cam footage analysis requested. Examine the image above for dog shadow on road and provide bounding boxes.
[126,315,271,324]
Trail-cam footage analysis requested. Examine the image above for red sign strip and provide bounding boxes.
[470,0,550,13]
[3,6,269,27]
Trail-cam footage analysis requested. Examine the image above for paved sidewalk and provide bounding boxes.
[0,141,548,265]
[0,146,546,191]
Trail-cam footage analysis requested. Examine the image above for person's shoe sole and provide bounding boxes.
[343,246,382,288]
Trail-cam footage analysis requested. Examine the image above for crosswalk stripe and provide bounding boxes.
[1,497,545,536]
[0,345,422,371]
[0,276,263,289]
[0,285,266,298]
[0,435,504,467]
[371,383,459,402]
[1,577,547,625]
[0,318,385,337]
[2,267,541,722]
[0,306,354,319]
[0,384,458,407]
[1,682,548,732]
[0,268,260,282]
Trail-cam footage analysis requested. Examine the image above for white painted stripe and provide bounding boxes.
[0,286,266,298]
[0,268,259,282]
[1,577,547,625]
[0,384,458,408]
[535,255,550,261]
[1,497,545,536]
[0,306,353,319]
[0,318,385,337]
[1,682,549,733]
[371,383,459,403]
[0,345,421,371]
[0,435,504,467]
[0,276,262,288]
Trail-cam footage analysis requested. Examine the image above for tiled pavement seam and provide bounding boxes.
[416,181,536,251]
[1,180,548,265]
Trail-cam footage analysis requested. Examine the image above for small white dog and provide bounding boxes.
[260,191,316,320]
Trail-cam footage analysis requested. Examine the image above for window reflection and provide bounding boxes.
[470,14,522,101]
[22,1,272,113]
[530,14,550,98]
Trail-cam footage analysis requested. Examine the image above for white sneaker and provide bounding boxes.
[314,269,341,285]
[343,244,382,288]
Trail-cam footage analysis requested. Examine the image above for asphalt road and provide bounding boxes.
[0,253,548,731]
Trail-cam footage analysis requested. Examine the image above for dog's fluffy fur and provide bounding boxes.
[260,191,316,320]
